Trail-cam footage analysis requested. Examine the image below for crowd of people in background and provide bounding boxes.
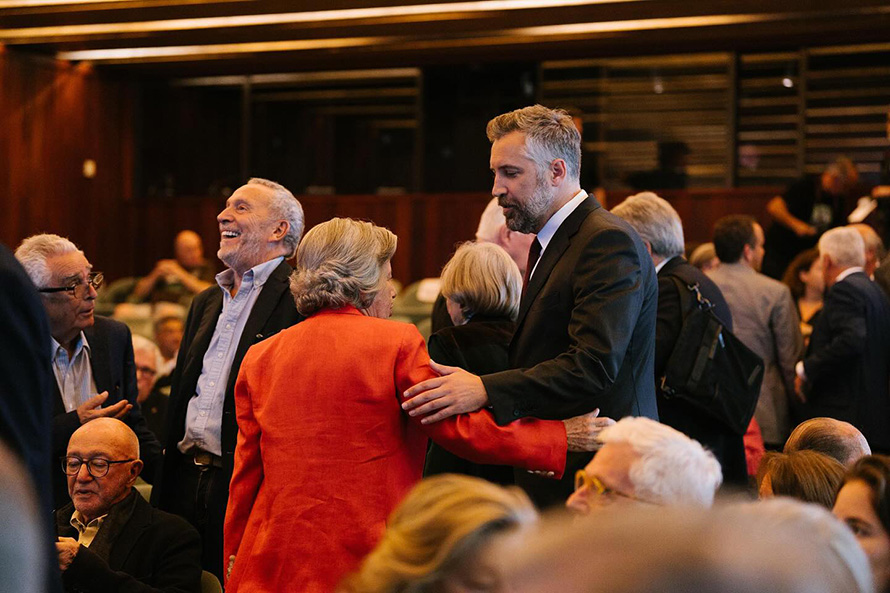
[3,103,890,593]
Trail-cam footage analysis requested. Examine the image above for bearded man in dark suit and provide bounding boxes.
[153,178,304,580]
[404,105,659,507]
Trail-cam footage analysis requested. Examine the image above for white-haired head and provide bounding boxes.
[611,192,685,261]
[598,417,723,507]
[14,234,81,289]
[819,227,866,270]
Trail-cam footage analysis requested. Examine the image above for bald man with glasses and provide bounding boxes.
[15,234,162,509]
[55,418,201,593]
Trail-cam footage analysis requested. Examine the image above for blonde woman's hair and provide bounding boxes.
[343,475,537,593]
[441,242,522,322]
[290,218,396,316]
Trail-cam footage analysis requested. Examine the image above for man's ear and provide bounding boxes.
[270,220,289,242]
[548,159,568,186]
[129,459,144,485]
[643,240,653,257]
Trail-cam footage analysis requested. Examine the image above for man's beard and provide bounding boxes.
[501,177,554,234]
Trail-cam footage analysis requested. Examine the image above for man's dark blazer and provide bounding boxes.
[424,316,516,485]
[154,260,301,562]
[56,490,201,593]
[51,316,162,509]
[0,243,61,593]
[482,196,660,507]
[655,256,747,486]
[803,271,890,451]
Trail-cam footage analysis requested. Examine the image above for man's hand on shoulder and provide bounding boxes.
[402,360,488,424]
[56,537,79,572]
[563,408,616,452]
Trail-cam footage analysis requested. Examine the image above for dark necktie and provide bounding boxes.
[523,237,542,291]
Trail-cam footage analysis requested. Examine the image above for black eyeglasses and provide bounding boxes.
[39,272,103,299]
[61,455,135,478]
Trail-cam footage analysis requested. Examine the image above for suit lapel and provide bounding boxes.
[515,198,599,330]
[84,322,112,394]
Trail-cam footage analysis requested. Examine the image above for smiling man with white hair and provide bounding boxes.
[154,178,305,580]
[797,226,890,454]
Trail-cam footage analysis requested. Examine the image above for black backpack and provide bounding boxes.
[660,277,764,435]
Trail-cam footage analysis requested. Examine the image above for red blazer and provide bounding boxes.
[224,306,566,593]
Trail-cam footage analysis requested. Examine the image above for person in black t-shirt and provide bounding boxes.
[762,158,858,279]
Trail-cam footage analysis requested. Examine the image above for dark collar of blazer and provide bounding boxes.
[656,255,685,278]
[517,196,601,329]
[176,259,295,408]
[57,489,154,567]
[52,316,122,416]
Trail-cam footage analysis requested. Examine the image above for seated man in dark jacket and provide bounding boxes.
[612,192,747,486]
[55,418,201,593]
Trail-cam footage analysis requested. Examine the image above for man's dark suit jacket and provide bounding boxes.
[51,316,162,509]
[424,315,516,485]
[803,271,890,451]
[56,490,201,593]
[154,260,301,561]
[481,196,660,507]
[655,256,747,486]
[0,243,61,593]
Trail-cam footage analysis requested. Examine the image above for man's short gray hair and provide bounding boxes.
[785,418,871,467]
[247,177,305,258]
[486,105,581,181]
[611,192,685,259]
[14,234,81,289]
[818,227,865,269]
[290,218,397,316]
[598,417,722,507]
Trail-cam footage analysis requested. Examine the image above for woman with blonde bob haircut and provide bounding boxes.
[224,218,592,593]
[424,242,523,484]
[441,241,522,325]
[342,474,537,593]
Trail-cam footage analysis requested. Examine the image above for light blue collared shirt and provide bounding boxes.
[51,332,98,412]
[529,189,588,281]
[178,257,284,456]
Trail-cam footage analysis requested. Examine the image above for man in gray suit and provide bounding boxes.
[708,215,803,449]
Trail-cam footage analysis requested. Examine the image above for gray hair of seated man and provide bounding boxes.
[598,416,723,508]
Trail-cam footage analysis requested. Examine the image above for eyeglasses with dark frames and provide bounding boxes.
[39,272,103,299]
[61,455,136,478]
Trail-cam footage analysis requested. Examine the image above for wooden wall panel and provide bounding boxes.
[0,48,135,280]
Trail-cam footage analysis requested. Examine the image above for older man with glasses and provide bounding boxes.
[565,417,723,515]
[15,233,162,509]
[55,418,201,592]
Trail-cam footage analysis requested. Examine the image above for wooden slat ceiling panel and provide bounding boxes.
[2,0,890,75]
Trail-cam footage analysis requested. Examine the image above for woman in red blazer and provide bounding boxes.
[224,218,597,593]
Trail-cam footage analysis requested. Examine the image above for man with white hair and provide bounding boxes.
[565,417,722,514]
[612,192,746,486]
[797,226,890,453]
[154,178,304,579]
[14,234,163,510]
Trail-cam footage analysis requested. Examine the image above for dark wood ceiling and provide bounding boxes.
[2,0,889,78]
